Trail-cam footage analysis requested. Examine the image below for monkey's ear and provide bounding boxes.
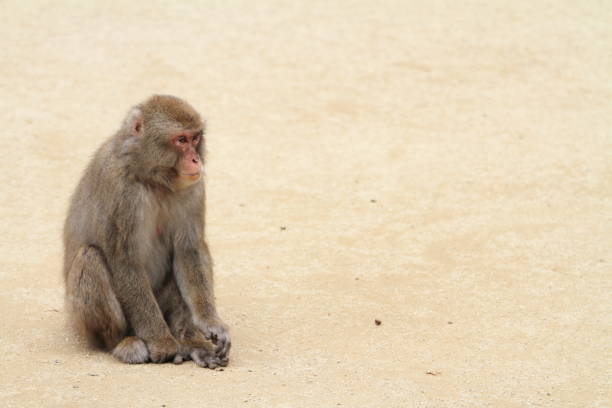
[124,108,144,138]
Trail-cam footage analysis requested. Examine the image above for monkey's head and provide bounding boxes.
[121,95,205,191]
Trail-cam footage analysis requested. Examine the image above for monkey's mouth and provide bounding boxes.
[180,172,201,178]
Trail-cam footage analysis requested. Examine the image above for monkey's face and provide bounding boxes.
[126,95,206,191]
[171,129,203,190]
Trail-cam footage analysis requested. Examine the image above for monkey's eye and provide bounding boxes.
[178,136,188,144]
[192,135,199,144]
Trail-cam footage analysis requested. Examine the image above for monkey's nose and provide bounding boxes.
[192,157,199,163]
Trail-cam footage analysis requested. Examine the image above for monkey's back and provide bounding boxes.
[62,137,128,280]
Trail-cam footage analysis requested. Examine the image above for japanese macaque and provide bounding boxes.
[63,95,230,368]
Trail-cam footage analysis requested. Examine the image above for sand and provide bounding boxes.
[0,1,611,407]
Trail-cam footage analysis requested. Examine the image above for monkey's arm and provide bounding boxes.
[173,240,231,358]
[105,217,179,362]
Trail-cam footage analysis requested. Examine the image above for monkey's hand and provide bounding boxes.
[147,336,180,363]
[190,348,228,369]
[195,317,231,361]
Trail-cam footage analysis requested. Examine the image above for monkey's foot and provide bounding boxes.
[147,336,180,363]
[190,349,228,369]
[112,336,149,364]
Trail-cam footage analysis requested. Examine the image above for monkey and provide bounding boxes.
[63,95,230,368]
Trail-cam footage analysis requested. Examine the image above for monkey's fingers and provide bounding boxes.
[190,350,220,369]
[200,324,231,358]
[215,335,231,359]
[207,333,229,357]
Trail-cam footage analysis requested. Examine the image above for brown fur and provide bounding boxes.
[63,95,230,367]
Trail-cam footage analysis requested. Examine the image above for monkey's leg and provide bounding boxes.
[157,278,227,368]
[66,246,149,364]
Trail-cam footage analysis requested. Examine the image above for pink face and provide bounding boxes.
[172,130,203,187]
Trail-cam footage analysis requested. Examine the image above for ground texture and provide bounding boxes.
[0,1,611,407]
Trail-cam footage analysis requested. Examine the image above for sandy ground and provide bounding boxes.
[0,1,611,407]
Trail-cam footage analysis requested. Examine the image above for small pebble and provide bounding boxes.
[375,319,382,326]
